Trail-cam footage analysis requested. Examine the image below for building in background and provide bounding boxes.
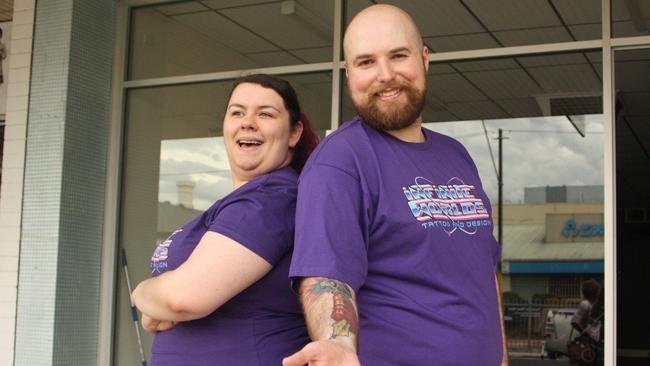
[501,185,604,302]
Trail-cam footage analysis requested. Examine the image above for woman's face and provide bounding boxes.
[223,82,303,187]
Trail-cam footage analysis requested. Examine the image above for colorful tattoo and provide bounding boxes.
[304,278,359,339]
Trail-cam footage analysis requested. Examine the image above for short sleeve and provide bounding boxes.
[290,164,369,292]
[208,188,295,266]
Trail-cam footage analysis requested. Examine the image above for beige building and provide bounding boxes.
[498,199,604,301]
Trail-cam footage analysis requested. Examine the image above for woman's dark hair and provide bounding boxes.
[582,279,603,321]
[226,74,319,173]
[582,279,601,304]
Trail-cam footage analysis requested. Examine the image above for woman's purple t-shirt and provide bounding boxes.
[290,118,503,365]
[149,166,308,366]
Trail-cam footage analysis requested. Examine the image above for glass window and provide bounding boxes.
[424,56,603,358]
[345,0,601,54]
[612,0,650,38]
[128,0,335,80]
[614,47,650,363]
[342,51,603,123]
[114,73,331,365]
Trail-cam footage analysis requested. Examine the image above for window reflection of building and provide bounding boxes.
[500,185,604,303]
[156,180,202,245]
[128,1,335,80]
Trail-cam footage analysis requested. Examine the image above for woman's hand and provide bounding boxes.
[141,313,177,333]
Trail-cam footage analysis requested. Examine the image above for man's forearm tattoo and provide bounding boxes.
[304,278,359,339]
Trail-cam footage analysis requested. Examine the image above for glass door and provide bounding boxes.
[614,47,650,365]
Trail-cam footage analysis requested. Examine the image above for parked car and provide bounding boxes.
[541,307,578,359]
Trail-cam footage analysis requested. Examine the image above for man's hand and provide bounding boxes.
[141,313,176,333]
[501,350,509,366]
[282,339,361,366]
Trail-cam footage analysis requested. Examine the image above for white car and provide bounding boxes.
[541,308,578,359]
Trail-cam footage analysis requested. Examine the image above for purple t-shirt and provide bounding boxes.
[150,166,308,366]
[290,118,503,365]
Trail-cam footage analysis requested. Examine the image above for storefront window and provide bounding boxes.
[346,0,601,54]
[615,47,650,363]
[612,0,650,38]
[343,51,602,123]
[345,51,605,355]
[117,1,619,363]
[128,0,335,80]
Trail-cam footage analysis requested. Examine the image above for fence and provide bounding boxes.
[504,298,580,355]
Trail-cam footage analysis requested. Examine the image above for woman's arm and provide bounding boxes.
[131,231,272,322]
[570,300,589,332]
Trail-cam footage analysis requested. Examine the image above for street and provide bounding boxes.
[511,356,570,366]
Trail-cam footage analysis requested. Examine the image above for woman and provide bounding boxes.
[569,279,603,365]
[131,74,319,365]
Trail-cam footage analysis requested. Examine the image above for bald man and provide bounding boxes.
[285,5,507,366]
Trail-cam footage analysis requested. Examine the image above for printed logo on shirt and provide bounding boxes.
[150,228,182,274]
[402,176,492,235]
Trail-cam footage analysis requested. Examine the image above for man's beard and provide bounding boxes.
[351,81,426,131]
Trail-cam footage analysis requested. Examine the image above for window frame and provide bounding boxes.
[99,1,650,365]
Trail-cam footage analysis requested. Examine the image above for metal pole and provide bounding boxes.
[527,301,533,351]
[121,248,148,366]
[498,128,503,247]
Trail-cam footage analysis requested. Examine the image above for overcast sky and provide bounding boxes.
[424,114,604,204]
[158,136,233,210]
[157,115,604,210]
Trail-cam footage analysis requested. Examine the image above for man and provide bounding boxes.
[284,4,507,366]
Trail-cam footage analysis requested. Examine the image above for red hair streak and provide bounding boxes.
[291,112,320,173]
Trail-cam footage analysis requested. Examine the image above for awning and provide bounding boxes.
[500,224,603,262]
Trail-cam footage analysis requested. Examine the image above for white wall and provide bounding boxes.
[0,21,11,115]
[0,1,35,365]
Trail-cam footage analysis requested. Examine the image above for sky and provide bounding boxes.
[157,114,604,210]
[424,114,604,204]
[158,136,232,210]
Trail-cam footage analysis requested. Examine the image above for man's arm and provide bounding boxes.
[496,273,509,366]
[283,277,361,366]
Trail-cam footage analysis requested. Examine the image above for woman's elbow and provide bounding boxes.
[166,291,220,320]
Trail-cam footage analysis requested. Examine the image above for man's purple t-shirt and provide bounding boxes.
[149,166,308,366]
[290,118,503,365]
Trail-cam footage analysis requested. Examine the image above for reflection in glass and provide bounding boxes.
[612,0,650,38]
[342,52,602,124]
[424,116,603,205]
[345,0,601,55]
[615,48,650,364]
[158,137,231,211]
[128,0,334,80]
[115,73,332,366]
[425,120,604,356]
